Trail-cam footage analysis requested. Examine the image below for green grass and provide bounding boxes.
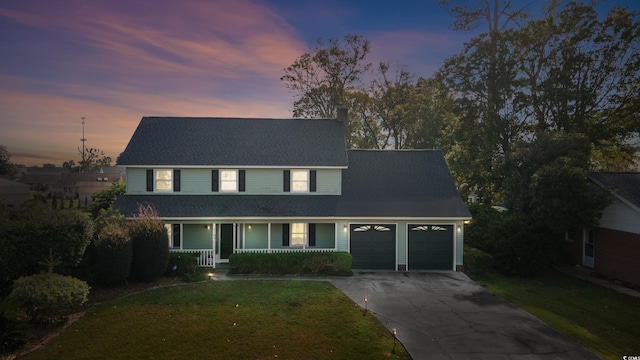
[468,270,640,360]
[21,281,410,360]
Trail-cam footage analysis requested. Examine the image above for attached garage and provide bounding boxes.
[408,224,454,270]
[350,224,396,269]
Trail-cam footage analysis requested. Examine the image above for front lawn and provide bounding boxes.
[20,281,410,360]
[469,270,640,360]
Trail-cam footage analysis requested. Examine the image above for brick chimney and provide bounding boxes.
[337,106,348,135]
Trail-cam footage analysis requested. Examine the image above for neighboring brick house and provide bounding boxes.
[113,115,471,270]
[562,173,640,288]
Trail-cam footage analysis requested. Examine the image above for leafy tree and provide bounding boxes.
[89,182,126,219]
[282,39,455,151]
[62,160,77,171]
[78,146,112,172]
[0,145,17,178]
[281,34,371,120]
[439,0,639,199]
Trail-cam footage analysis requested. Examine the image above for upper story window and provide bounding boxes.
[283,170,317,193]
[291,170,309,192]
[212,169,245,193]
[147,169,180,192]
[220,170,238,192]
[155,170,173,191]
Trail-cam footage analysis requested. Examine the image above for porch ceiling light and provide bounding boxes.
[248,224,252,230]
[343,224,348,232]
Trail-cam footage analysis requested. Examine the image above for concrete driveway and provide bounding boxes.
[329,271,601,360]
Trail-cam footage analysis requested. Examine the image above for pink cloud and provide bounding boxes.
[0,0,307,166]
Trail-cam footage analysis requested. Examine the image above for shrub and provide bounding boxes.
[0,298,32,354]
[9,273,90,323]
[0,203,94,287]
[89,182,126,220]
[92,217,132,284]
[128,204,169,282]
[229,252,352,276]
[463,245,493,274]
[166,252,199,277]
[465,204,556,276]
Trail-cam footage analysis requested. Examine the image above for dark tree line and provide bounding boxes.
[281,1,639,273]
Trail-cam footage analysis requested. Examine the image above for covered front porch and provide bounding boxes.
[165,221,340,268]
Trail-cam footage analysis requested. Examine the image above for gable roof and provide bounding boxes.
[589,172,640,210]
[339,150,471,217]
[118,117,348,167]
[114,149,471,219]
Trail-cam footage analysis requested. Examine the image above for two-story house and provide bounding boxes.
[113,114,471,271]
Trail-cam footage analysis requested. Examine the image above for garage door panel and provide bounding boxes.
[350,224,396,270]
[409,225,453,270]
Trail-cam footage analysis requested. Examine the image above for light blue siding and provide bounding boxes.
[181,169,212,194]
[245,169,282,194]
[270,223,285,249]
[244,224,269,249]
[314,223,336,248]
[124,167,342,195]
[127,168,147,194]
[182,224,213,249]
[336,222,349,252]
[456,221,464,266]
[316,169,341,194]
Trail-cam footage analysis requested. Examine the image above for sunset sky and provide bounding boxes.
[1,0,638,167]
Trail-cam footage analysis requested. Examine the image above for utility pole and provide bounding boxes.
[80,117,87,173]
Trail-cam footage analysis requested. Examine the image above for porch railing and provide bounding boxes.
[234,248,337,254]
[169,249,215,267]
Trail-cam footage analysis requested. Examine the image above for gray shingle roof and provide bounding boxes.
[589,172,640,209]
[117,117,348,167]
[114,149,471,219]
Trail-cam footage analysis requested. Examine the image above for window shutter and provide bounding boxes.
[173,170,181,192]
[211,170,219,192]
[173,224,181,248]
[309,223,316,247]
[310,170,317,192]
[239,170,246,192]
[282,224,290,246]
[283,170,290,192]
[146,170,153,192]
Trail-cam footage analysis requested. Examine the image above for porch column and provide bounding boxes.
[267,223,271,250]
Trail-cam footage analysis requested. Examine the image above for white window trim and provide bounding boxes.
[290,223,308,247]
[155,169,173,193]
[291,169,309,193]
[220,169,239,193]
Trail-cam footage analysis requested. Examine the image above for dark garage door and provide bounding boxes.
[408,225,454,270]
[350,224,396,269]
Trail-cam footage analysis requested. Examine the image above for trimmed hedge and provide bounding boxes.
[128,206,169,282]
[229,252,352,276]
[92,219,132,285]
[9,273,90,323]
[463,244,493,274]
[166,252,199,276]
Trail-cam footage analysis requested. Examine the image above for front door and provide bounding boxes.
[583,229,594,268]
[220,224,235,260]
